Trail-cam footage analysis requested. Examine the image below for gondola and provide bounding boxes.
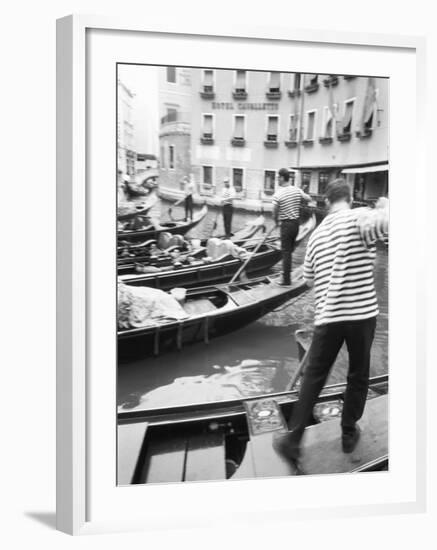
[118,242,282,288]
[117,202,152,221]
[117,354,388,485]
[117,213,266,258]
[118,205,208,244]
[118,272,309,360]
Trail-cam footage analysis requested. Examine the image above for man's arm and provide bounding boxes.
[272,203,279,226]
[303,247,315,288]
[300,188,312,203]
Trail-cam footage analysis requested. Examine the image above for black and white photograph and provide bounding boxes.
[116,64,389,485]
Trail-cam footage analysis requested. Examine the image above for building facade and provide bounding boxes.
[158,67,193,192]
[117,79,136,176]
[189,69,388,206]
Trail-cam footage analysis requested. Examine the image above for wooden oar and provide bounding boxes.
[229,224,277,284]
[286,330,312,392]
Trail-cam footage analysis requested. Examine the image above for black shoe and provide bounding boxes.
[342,426,361,453]
[273,432,301,460]
[278,281,292,287]
[273,432,305,474]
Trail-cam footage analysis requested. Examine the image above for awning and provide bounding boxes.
[342,164,389,174]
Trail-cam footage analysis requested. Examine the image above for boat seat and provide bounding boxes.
[183,298,217,315]
[184,432,226,481]
[117,420,149,485]
[142,436,187,484]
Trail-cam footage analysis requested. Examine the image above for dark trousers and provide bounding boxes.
[185,195,193,221]
[289,317,377,440]
[223,204,233,238]
[280,219,299,284]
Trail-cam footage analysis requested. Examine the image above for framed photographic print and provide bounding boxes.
[56,15,426,535]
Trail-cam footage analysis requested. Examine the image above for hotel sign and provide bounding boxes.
[211,102,279,111]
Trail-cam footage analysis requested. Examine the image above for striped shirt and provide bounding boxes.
[272,185,304,220]
[304,207,378,326]
[222,187,235,205]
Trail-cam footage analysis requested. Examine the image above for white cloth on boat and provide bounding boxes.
[118,283,189,329]
[206,238,248,260]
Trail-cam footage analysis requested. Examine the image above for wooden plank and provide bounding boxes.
[242,398,298,478]
[117,421,149,486]
[184,433,226,482]
[143,437,187,484]
[300,395,388,475]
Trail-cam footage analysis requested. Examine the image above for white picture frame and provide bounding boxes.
[56,14,427,535]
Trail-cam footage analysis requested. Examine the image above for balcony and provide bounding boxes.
[200,133,214,145]
[302,139,315,147]
[233,88,248,100]
[288,89,301,99]
[266,88,282,100]
[264,135,279,148]
[337,132,352,142]
[285,140,298,148]
[355,128,373,139]
[323,75,339,87]
[343,75,356,80]
[304,82,319,94]
[199,85,215,99]
[318,136,334,145]
[231,137,246,147]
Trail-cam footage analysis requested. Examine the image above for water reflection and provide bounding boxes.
[117,203,388,411]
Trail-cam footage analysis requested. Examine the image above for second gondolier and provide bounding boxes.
[272,168,311,285]
[221,177,235,238]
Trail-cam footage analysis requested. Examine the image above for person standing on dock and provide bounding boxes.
[221,177,235,238]
[272,168,311,286]
[274,179,389,466]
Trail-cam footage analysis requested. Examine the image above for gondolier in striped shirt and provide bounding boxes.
[272,168,311,285]
[274,179,389,465]
[222,177,235,238]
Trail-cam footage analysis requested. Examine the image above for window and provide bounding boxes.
[302,172,311,193]
[305,74,319,93]
[166,66,176,83]
[264,170,276,195]
[318,172,329,194]
[160,146,165,169]
[268,72,281,93]
[289,114,298,141]
[233,115,245,143]
[169,145,175,169]
[341,100,354,135]
[202,166,213,186]
[232,168,244,193]
[203,70,214,93]
[266,116,279,141]
[305,111,316,140]
[201,114,214,143]
[235,70,246,93]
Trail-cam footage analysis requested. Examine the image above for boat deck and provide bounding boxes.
[117,394,388,485]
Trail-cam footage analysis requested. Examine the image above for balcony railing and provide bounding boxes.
[231,137,246,147]
[160,111,190,125]
[264,135,279,148]
[200,134,214,145]
[266,88,281,100]
[233,88,248,99]
[200,85,215,99]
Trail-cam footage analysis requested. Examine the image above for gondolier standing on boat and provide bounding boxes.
[274,179,389,465]
[272,168,311,285]
[222,177,235,238]
[182,176,195,221]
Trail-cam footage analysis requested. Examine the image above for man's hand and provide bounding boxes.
[356,198,389,246]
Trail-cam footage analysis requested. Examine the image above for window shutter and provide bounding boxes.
[267,116,278,135]
[236,70,246,89]
[269,72,280,90]
[203,115,213,136]
[204,70,213,86]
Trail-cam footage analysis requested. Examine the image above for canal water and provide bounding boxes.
[117,202,388,412]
